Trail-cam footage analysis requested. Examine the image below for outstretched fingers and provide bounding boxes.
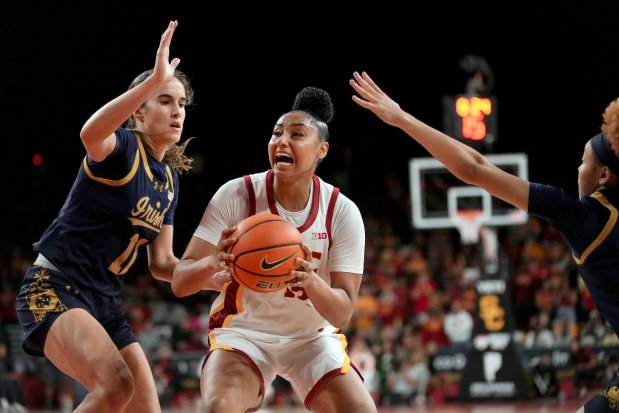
[350,71,380,111]
[154,20,180,81]
[161,20,178,42]
[157,20,176,59]
[349,71,403,127]
[354,71,381,93]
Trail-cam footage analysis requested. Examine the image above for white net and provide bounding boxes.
[451,210,484,244]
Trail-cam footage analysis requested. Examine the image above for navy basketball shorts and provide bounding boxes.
[585,374,619,413]
[15,264,137,357]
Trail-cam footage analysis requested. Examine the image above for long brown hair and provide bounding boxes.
[125,69,195,174]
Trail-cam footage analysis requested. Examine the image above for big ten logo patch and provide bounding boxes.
[312,232,327,240]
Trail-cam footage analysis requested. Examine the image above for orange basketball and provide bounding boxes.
[227,214,304,293]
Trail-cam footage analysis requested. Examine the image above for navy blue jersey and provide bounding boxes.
[33,128,179,298]
[529,183,619,335]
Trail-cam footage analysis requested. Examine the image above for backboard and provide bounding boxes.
[408,153,528,229]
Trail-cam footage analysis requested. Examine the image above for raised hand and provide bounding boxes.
[349,71,405,128]
[152,20,181,84]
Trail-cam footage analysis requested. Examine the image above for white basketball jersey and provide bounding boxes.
[194,170,365,337]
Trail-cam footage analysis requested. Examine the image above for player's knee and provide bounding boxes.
[311,391,377,413]
[100,365,135,408]
[200,394,249,413]
[349,399,378,413]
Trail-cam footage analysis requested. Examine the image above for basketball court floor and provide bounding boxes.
[28,390,594,413]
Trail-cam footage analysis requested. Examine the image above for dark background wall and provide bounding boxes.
[3,3,619,254]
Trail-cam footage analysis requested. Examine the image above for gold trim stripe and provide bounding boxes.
[339,332,350,373]
[165,165,174,192]
[137,136,154,181]
[128,218,161,233]
[573,192,618,265]
[83,147,140,187]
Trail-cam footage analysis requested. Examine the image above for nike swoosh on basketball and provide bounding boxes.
[260,252,296,271]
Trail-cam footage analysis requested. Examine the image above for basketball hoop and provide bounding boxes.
[451,209,485,244]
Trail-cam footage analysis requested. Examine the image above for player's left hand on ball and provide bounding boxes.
[286,243,315,287]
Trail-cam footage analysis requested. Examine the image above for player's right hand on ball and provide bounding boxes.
[211,269,233,292]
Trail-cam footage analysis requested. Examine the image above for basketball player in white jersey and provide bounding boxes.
[172,86,376,413]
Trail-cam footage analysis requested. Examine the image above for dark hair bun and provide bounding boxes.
[292,86,334,124]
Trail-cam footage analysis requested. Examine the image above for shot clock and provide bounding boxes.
[443,94,498,152]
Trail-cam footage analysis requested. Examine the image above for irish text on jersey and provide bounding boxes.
[128,196,170,232]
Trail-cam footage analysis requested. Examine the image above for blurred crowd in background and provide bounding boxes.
[2,171,619,412]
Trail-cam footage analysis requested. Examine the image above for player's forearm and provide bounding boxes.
[306,281,355,328]
[172,256,222,296]
[149,256,179,283]
[394,111,485,185]
[81,75,161,145]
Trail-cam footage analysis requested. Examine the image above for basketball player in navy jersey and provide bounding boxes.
[350,70,619,413]
[173,87,377,412]
[15,21,193,412]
